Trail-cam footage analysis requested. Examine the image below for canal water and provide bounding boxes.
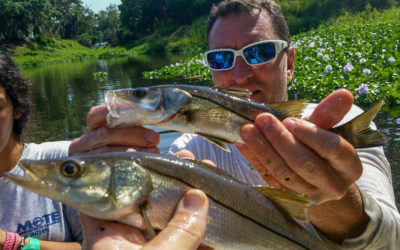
[21,56,400,210]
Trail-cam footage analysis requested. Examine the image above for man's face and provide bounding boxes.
[208,10,294,103]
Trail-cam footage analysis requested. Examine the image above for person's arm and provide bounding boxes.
[80,189,209,250]
[0,230,81,250]
[236,89,371,242]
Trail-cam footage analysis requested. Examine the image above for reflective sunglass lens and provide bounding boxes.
[243,43,276,64]
[207,51,234,69]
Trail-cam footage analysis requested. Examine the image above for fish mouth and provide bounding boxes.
[3,160,61,193]
[105,90,120,118]
[105,90,140,128]
[105,89,137,118]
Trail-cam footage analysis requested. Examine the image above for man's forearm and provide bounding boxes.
[309,184,370,243]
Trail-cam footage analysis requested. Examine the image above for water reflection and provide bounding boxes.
[22,57,400,210]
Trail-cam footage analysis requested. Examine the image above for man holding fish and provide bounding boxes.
[52,0,400,248]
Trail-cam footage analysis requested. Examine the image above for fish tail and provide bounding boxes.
[330,100,386,148]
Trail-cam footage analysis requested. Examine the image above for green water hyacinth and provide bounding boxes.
[143,21,400,109]
[291,22,399,108]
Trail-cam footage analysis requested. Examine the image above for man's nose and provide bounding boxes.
[231,56,253,84]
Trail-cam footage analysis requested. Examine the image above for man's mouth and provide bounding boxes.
[249,90,261,100]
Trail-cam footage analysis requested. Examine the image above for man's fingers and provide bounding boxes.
[174,150,196,159]
[241,119,317,196]
[283,117,362,181]
[307,89,353,129]
[142,189,209,250]
[174,150,217,167]
[69,126,160,155]
[86,105,109,131]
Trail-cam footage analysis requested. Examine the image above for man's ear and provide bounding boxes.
[286,46,295,82]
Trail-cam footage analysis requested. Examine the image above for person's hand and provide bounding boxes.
[80,189,209,250]
[238,89,357,202]
[236,89,369,242]
[69,105,160,155]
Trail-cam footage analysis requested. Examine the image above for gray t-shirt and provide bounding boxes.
[0,141,82,243]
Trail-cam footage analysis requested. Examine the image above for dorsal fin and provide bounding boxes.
[212,86,252,98]
[255,186,315,222]
[267,100,308,118]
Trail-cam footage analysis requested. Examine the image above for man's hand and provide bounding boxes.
[69,105,160,155]
[80,189,209,250]
[236,89,369,242]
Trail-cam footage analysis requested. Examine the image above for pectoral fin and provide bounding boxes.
[198,133,231,152]
[140,204,156,240]
[255,186,315,222]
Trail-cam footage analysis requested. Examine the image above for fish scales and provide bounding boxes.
[138,152,326,249]
[136,169,307,249]
[181,97,248,143]
[164,84,288,121]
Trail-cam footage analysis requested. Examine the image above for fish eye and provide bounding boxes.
[61,161,81,177]
[133,88,147,98]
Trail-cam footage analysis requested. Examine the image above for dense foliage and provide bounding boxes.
[0,0,119,47]
[3,0,396,51]
[12,37,137,67]
[278,0,397,34]
[143,8,400,109]
[118,0,220,43]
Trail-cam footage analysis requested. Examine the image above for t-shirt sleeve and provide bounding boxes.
[338,147,400,249]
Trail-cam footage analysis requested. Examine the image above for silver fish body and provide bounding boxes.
[4,152,332,249]
[105,84,308,149]
[105,84,386,150]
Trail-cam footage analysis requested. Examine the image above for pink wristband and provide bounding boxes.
[2,232,18,250]
[12,233,19,250]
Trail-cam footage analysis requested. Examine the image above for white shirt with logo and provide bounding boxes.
[0,141,82,243]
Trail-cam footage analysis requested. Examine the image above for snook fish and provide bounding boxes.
[5,152,333,249]
[105,84,386,151]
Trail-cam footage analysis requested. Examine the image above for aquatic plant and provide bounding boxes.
[291,21,399,107]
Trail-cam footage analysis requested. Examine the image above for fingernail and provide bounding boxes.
[183,190,205,212]
[241,129,255,141]
[256,114,272,130]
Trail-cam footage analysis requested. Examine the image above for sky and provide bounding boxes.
[81,0,121,13]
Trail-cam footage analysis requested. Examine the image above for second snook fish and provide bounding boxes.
[4,152,333,249]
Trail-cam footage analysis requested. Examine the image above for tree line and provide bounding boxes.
[0,0,119,47]
[0,0,397,48]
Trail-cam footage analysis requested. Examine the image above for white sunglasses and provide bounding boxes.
[204,40,288,71]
